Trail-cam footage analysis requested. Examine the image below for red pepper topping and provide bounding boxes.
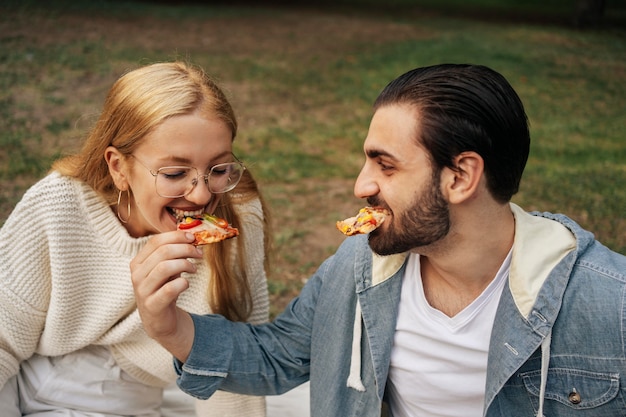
[178,217,202,229]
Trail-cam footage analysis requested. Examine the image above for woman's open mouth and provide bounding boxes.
[167,207,205,222]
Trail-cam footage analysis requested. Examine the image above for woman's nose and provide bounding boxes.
[186,180,213,205]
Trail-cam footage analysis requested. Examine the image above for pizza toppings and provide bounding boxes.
[177,213,239,245]
[178,217,202,229]
[336,206,390,236]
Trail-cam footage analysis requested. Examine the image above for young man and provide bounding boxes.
[132,64,626,417]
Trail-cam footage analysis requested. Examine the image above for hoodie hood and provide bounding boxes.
[508,203,577,317]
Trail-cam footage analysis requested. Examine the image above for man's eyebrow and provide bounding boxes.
[365,148,399,161]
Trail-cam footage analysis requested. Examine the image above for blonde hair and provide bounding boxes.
[53,61,271,321]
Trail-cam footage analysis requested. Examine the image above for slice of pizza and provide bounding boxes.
[177,213,239,245]
[336,206,390,236]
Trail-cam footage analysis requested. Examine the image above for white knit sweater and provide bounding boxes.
[0,171,269,416]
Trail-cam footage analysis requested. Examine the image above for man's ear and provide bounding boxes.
[441,151,484,204]
[104,146,129,191]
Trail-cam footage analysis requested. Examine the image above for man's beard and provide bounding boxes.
[368,172,450,256]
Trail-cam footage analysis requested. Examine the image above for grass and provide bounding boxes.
[1,0,625,315]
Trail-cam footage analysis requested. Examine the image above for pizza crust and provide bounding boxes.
[192,226,239,245]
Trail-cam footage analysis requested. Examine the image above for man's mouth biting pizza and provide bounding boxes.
[336,206,390,236]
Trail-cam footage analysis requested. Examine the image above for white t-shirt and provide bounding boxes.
[387,251,511,417]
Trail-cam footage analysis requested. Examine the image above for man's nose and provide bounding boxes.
[353,164,379,199]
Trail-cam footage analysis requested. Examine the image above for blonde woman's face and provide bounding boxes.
[122,113,234,237]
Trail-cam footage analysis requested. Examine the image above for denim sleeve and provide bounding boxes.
[175,259,327,399]
[174,314,235,399]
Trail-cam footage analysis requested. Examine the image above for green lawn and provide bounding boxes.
[1,0,624,312]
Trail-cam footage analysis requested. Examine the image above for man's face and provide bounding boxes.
[354,104,450,256]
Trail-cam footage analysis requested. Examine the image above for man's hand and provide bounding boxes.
[131,230,202,363]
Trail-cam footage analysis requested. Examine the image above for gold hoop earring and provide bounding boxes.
[117,189,131,224]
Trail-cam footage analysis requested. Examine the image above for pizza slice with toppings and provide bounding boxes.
[336,206,390,236]
[177,213,239,245]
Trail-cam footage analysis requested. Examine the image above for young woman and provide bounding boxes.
[0,61,271,416]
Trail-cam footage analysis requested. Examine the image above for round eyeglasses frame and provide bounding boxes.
[130,154,246,198]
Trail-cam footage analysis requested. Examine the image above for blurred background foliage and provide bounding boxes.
[1,0,624,314]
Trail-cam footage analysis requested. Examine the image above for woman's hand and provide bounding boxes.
[131,230,203,363]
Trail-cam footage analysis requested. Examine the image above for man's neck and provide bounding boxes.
[417,203,515,317]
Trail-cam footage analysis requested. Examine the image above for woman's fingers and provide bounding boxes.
[132,230,198,267]
[132,232,201,288]
[130,230,203,341]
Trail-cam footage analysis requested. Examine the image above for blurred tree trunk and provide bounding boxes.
[575,0,606,27]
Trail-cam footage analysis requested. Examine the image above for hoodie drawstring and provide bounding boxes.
[536,330,552,417]
[347,298,366,391]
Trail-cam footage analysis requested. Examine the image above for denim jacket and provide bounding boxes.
[176,204,626,416]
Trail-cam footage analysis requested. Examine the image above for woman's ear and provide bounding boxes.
[104,146,129,191]
[441,151,485,205]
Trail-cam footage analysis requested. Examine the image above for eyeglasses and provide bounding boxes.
[131,154,246,198]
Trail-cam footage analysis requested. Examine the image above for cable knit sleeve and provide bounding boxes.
[0,175,62,388]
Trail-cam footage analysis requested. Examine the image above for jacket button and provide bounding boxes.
[568,390,581,405]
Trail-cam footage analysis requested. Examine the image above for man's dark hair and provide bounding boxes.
[374,64,530,203]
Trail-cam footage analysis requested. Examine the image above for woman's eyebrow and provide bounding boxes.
[156,151,232,166]
[163,156,193,165]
